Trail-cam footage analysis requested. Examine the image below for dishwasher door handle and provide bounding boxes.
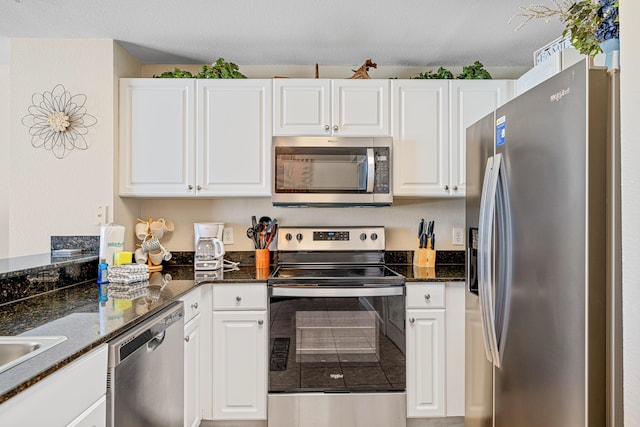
[147,330,166,352]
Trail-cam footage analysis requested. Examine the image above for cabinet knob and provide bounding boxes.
[258,319,264,325]
[191,302,198,309]
[444,185,449,191]
[453,185,458,191]
[324,125,330,131]
[425,294,431,300]
[236,296,242,302]
[409,318,415,324]
[188,185,194,190]
[333,125,339,131]
[184,336,190,342]
[197,185,202,191]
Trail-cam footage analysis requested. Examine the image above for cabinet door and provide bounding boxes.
[333,80,390,136]
[197,80,272,196]
[0,345,107,426]
[212,310,267,420]
[119,79,196,197]
[449,80,514,196]
[184,314,202,427]
[392,80,449,196]
[273,79,331,135]
[406,308,446,418]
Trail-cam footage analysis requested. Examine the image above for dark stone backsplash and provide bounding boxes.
[167,250,464,266]
[50,235,99,252]
[0,260,98,306]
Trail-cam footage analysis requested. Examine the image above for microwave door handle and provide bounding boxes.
[366,148,375,193]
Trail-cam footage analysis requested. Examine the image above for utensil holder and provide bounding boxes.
[255,249,270,269]
[413,238,436,268]
[255,267,270,280]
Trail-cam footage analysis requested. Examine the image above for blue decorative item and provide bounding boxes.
[600,38,620,70]
[597,0,619,70]
[596,0,619,41]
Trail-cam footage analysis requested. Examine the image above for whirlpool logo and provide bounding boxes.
[550,88,570,102]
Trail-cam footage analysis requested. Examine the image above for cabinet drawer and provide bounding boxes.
[180,287,202,322]
[213,283,267,310]
[406,283,445,308]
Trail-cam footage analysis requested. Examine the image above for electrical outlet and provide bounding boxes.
[452,227,464,246]
[93,205,107,225]
[222,227,234,244]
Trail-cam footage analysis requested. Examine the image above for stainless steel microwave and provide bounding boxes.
[272,136,392,206]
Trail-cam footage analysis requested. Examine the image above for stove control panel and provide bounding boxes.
[277,226,385,251]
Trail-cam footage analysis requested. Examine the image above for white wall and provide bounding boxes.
[138,197,464,252]
[0,63,9,259]
[9,39,117,256]
[620,0,640,425]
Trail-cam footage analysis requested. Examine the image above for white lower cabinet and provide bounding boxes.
[212,283,267,420]
[0,344,108,426]
[445,282,465,417]
[406,281,466,419]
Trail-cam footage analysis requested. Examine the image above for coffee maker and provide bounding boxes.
[194,222,225,271]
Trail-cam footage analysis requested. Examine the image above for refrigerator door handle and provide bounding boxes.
[494,154,513,367]
[477,155,497,364]
[478,153,503,368]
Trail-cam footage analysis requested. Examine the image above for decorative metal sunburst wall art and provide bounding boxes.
[22,84,97,159]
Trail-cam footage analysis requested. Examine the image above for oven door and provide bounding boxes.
[268,286,405,394]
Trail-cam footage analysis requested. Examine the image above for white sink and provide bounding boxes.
[0,336,67,374]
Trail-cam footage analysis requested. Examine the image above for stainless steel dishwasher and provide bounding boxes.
[106,301,184,427]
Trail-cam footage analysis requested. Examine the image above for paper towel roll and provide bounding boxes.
[100,224,125,266]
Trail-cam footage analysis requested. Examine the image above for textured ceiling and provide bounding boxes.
[1,0,564,67]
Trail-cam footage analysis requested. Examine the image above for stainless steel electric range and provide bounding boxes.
[267,226,407,427]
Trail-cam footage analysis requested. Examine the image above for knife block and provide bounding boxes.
[413,238,436,268]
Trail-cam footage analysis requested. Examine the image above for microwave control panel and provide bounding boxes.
[374,147,390,194]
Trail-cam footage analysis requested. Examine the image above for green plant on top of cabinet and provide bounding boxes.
[119,78,272,197]
[273,79,390,136]
[392,79,514,197]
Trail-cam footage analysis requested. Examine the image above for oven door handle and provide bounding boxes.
[270,286,404,298]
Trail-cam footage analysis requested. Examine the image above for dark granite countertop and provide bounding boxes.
[0,251,464,404]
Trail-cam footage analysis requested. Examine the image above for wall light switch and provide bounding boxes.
[452,227,464,246]
[222,227,234,244]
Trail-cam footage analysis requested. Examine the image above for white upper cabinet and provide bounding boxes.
[119,79,196,197]
[449,80,514,195]
[119,78,272,197]
[273,79,331,135]
[392,79,514,197]
[392,80,449,196]
[197,80,272,197]
[274,79,390,136]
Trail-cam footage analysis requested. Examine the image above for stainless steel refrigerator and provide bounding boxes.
[464,59,621,427]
